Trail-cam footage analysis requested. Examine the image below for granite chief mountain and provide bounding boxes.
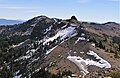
[0,15,120,78]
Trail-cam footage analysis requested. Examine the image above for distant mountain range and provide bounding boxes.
[0,19,24,25]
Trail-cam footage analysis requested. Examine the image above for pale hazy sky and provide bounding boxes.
[0,0,119,23]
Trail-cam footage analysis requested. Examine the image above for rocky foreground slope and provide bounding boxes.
[0,16,120,78]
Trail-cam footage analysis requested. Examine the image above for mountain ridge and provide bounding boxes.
[0,15,120,78]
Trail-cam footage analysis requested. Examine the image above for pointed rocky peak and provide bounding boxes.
[71,16,78,21]
[67,16,81,26]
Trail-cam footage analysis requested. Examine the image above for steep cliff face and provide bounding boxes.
[0,16,120,78]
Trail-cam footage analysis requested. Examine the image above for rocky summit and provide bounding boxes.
[0,15,120,78]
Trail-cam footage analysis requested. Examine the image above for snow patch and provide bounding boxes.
[81,28,84,30]
[11,39,29,48]
[44,25,53,34]
[43,26,77,45]
[74,51,77,54]
[61,24,68,29]
[75,37,86,44]
[78,37,86,40]
[91,43,95,47]
[87,50,111,68]
[67,51,111,76]
[80,52,84,54]
[37,16,47,21]
[81,33,85,36]
[14,70,21,78]
[58,22,61,24]
[15,56,31,62]
[53,18,58,22]
[12,42,24,48]
[67,56,89,75]
[70,23,77,26]
[34,67,41,73]
[46,45,58,55]
[31,23,36,27]
[87,39,89,41]
[26,49,36,54]
[32,57,40,63]
[15,49,36,62]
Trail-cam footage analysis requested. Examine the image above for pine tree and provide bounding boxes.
[104,36,107,42]
[93,37,97,43]
[99,41,103,48]
[114,51,119,58]
[118,44,120,51]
